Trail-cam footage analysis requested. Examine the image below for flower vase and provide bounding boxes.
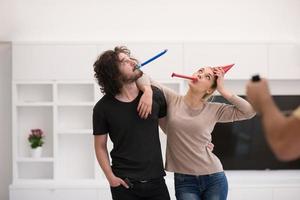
[31,146,43,158]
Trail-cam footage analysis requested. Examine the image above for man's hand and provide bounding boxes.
[246,78,272,114]
[108,175,129,188]
[137,87,153,119]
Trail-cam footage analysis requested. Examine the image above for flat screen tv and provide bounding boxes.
[212,95,300,170]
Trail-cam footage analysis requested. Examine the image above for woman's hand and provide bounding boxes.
[213,67,233,99]
[213,67,225,93]
[137,86,153,119]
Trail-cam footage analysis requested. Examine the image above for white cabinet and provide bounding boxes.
[228,187,300,200]
[53,189,100,200]
[10,189,55,200]
[10,188,100,200]
[229,188,273,200]
[226,171,300,200]
[268,44,300,79]
[273,188,300,200]
[12,42,300,82]
[12,81,98,182]
[13,44,98,80]
[184,43,269,80]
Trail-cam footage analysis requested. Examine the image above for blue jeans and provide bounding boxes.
[174,172,228,200]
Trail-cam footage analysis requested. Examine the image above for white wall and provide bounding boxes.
[0,0,299,42]
[0,0,13,40]
[0,42,12,200]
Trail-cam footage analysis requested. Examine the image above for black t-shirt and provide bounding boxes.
[93,86,167,180]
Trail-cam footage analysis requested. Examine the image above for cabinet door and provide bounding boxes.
[184,43,268,80]
[273,188,300,200]
[54,189,98,200]
[269,44,300,79]
[10,188,99,200]
[229,188,273,200]
[97,43,184,81]
[10,189,54,200]
[13,44,98,80]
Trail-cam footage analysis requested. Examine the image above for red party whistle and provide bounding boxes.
[171,73,197,82]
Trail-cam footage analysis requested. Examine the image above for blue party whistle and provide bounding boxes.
[137,49,168,69]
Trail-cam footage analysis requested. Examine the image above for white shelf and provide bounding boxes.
[57,83,94,103]
[56,134,95,180]
[18,162,54,180]
[57,129,92,135]
[57,106,93,130]
[17,106,53,158]
[16,84,53,103]
[57,102,94,106]
[16,102,54,106]
[17,157,54,162]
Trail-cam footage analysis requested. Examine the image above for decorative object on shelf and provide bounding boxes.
[28,129,45,158]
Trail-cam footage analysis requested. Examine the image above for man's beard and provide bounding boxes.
[120,69,143,84]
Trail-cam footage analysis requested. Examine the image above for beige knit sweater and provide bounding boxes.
[152,81,256,175]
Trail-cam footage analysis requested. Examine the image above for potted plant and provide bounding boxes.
[28,129,45,158]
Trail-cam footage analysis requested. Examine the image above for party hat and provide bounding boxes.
[220,64,235,73]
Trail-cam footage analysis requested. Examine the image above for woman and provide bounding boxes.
[137,66,256,200]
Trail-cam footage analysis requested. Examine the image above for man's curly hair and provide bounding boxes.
[93,46,132,97]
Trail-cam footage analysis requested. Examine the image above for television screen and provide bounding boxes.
[212,95,300,170]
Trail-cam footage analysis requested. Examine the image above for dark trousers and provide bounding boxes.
[110,178,170,200]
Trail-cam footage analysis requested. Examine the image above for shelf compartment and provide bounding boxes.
[56,134,95,179]
[18,162,53,179]
[17,84,53,103]
[57,83,94,103]
[57,129,92,135]
[57,106,93,130]
[17,157,54,162]
[16,102,54,106]
[17,106,53,158]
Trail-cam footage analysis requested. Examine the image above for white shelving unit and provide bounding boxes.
[12,81,98,183]
[13,82,54,183]
[11,79,182,200]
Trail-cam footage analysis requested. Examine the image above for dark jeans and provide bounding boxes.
[110,177,170,200]
[175,172,228,200]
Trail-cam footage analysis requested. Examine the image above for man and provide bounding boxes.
[93,46,170,200]
[246,78,300,161]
